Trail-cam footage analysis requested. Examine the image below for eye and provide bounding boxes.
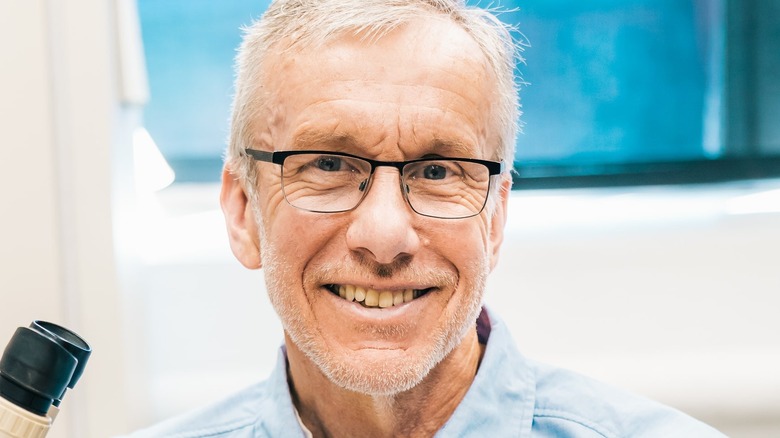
[422,164,448,180]
[315,156,343,171]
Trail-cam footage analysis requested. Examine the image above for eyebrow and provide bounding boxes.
[290,129,479,158]
[291,130,362,151]
[426,138,476,158]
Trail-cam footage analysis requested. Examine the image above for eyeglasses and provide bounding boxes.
[244,149,505,219]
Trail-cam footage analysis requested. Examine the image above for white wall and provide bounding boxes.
[0,1,139,437]
[495,184,780,435]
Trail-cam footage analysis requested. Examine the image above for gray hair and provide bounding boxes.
[226,0,523,185]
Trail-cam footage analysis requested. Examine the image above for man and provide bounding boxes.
[128,0,726,436]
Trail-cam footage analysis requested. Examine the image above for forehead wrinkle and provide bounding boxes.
[296,94,486,136]
[318,79,491,152]
[291,127,477,160]
[269,29,494,161]
[289,80,485,112]
[288,99,484,159]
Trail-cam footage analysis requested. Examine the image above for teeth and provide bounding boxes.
[378,291,393,308]
[354,287,366,302]
[364,289,379,307]
[333,285,425,308]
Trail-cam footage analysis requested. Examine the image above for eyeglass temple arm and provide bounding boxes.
[493,160,506,175]
[245,148,275,163]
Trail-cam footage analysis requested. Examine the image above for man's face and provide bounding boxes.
[225,18,509,395]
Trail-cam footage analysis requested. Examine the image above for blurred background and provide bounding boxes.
[1,0,778,437]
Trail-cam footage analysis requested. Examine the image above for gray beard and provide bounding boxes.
[250,193,488,396]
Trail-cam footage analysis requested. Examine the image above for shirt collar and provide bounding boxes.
[435,307,536,437]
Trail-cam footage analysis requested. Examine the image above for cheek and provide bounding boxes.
[266,206,344,272]
[423,218,491,268]
[269,209,311,260]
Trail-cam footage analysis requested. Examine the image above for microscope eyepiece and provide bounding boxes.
[29,321,92,391]
[0,320,91,428]
[0,327,77,416]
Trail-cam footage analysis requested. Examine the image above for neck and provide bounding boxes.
[286,330,484,438]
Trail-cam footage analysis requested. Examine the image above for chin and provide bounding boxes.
[313,341,448,396]
[300,313,476,396]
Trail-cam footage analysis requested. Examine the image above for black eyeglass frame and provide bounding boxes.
[244,148,506,218]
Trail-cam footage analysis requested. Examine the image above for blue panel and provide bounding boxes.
[138,0,719,180]
[476,0,712,164]
[137,0,271,161]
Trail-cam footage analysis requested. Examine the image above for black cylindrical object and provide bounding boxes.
[0,321,91,426]
[29,321,92,406]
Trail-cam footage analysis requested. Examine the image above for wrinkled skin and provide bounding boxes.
[221,17,510,437]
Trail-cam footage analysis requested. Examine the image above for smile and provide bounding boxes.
[326,284,432,308]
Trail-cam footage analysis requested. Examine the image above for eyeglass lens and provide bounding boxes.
[279,153,491,218]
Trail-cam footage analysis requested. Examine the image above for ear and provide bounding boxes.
[488,176,511,272]
[220,166,262,269]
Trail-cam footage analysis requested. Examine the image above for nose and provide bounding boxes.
[345,168,420,265]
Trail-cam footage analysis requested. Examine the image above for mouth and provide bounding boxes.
[325,284,433,309]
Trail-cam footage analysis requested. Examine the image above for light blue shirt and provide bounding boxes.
[125,308,726,437]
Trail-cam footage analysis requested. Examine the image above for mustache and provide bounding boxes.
[308,253,457,288]
[355,252,411,278]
